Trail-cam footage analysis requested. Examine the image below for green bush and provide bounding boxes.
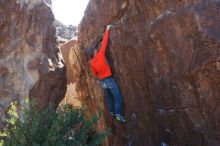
[0,101,108,146]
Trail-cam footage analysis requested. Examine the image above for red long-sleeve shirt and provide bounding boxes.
[90,29,112,79]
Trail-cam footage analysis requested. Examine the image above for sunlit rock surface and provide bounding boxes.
[60,40,81,107]
[54,20,78,42]
[72,0,220,146]
[0,0,66,127]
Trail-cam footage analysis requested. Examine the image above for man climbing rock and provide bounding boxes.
[86,25,126,123]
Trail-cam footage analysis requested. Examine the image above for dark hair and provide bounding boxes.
[86,36,103,60]
[86,47,95,60]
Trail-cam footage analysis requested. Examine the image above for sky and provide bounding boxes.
[52,0,89,26]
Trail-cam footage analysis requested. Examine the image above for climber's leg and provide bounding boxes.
[100,77,126,123]
[106,77,123,115]
[103,89,114,114]
[100,79,114,114]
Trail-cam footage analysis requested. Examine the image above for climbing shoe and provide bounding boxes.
[115,114,126,123]
[110,112,114,117]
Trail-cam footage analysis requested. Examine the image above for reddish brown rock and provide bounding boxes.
[74,0,220,146]
[60,40,82,107]
[60,40,109,145]
[0,0,66,126]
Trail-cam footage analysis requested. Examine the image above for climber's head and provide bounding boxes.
[86,47,94,60]
[86,37,102,61]
[86,42,99,61]
[86,47,98,61]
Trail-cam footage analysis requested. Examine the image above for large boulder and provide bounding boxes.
[75,0,220,146]
[60,40,82,107]
[0,0,66,127]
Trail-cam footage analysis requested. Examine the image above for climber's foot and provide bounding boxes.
[110,112,114,117]
[115,114,126,123]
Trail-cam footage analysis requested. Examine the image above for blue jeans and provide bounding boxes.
[99,77,123,115]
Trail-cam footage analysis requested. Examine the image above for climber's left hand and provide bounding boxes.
[106,24,112,30]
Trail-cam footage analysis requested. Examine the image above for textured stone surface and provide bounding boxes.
[60,40,82,107]
[60,39,109,145]
[54,20,78,41]
[0,0,66,126]
[74,0,220,146]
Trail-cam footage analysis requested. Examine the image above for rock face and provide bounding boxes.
[0,0,66,127]
[74,0,220,146]
[60,40,82,107]
[54,20,78,41]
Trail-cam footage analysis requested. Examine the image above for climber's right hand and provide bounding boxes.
[106,24,112,30]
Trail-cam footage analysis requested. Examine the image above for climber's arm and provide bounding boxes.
[98,25,111,55]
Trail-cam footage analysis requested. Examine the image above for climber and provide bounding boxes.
[86,25,126,123]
